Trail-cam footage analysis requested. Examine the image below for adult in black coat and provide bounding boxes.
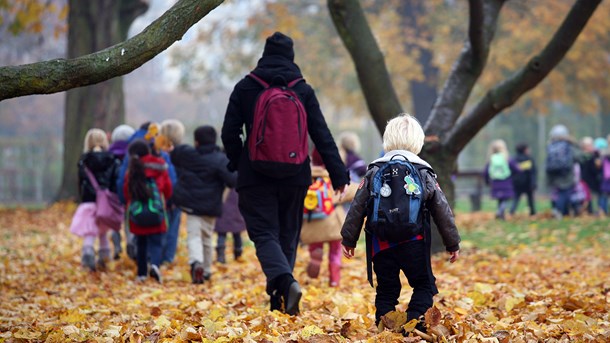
[221,32,349,315]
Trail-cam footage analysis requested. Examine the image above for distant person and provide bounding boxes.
[171,125,237,284]
[214,188,246,264]
[545,124,584,219]
[484,139,520,220]
[338,131,367,182]
[509,143,537,216]
[569,163,590,216]
[340,114,460,334]
[108,124,135,260]
[123,139,172,283]
[599,135,610,215]
[221,31,349,315]
[69,128,121,271]
[579,137,603,215]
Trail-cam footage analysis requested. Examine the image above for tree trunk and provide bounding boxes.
[327,0,402,133]
[57,0,148,200]
[397,0,439,125]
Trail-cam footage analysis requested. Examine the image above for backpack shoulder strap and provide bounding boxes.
[287,77,304,88]
[247,73,269,88]
[83,166,100,191]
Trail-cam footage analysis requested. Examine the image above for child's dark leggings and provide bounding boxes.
[372,240,438,324]
[136,233,163,277]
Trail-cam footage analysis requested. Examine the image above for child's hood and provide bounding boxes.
[371,150,432,169]
[141,154,168,178]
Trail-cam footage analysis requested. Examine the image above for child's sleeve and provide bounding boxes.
[340,170,372,248]
[424,171,461,252]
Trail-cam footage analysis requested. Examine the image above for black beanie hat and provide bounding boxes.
[262,32,295,61]
[194,125,217,145]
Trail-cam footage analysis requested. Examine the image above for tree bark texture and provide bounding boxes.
[58,0,149,200]
[0,0,224,101]
[397,0,439,126]
[327,0,402,133]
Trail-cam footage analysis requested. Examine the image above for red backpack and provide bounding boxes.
[247,73,309,178]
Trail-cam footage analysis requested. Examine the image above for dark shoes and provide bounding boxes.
[191,262,205,284]
[284,281,302,315]
[269,275,302,316]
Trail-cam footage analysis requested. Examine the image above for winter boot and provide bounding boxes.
[216,246,226,264]
[81,246,96,272]
[111,231,122,260]
[329,263,341,287]
[191,262,204,284]
[234,247,243,262]
[97,248,111,271]
[306,247,323,278]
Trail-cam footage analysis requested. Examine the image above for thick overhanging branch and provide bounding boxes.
[327,0,402,134]
[424,0,504,134]
[445,0,603,153]
[0,0,224,101]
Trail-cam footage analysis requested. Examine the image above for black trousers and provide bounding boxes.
[372,240,438,324]
[510,188,536,215]
[238,184,308,294]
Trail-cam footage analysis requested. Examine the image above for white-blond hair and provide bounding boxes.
[338,131,361,153]
[382,113,425,154]
[160,119,186,146]
[487,139,509,160]
[83,128,109,153]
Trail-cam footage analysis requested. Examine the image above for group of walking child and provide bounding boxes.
[485,124,610,220]
[70,121,245,284]
[69,31,462,338]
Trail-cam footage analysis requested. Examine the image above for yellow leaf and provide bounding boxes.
[300,325,325,339]
[504,296,524,312]
[154,315,171,329]
[13,328,42,339]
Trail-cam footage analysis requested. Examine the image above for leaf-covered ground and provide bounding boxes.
[1,203,609,342]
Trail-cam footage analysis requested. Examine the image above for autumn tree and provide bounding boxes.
[57,0,149,199]
[0,0,224,199]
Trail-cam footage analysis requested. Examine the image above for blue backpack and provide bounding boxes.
[545,140,573,176]
[366,155,429,242]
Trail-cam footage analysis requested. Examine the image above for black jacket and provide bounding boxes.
[221,54,349,190]
[341,151,461,252]
[78,151,121,203]
[170,144,237,216]
[512,152,537,192]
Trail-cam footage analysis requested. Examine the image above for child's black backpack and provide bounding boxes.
[128,178,166,227]
[545,140,573,176]
[366,155,430,242]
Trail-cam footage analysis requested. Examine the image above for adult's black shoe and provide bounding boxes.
[284,281,302,315]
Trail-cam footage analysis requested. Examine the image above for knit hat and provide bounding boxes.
[111,124,135,143]
[262,32,295,61]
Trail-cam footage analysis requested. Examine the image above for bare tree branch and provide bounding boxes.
[327,0,402,133]
[424,0,504,135]
[446,0,603,153]
[0,0,224,101]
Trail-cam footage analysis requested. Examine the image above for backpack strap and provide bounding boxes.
[248,72,304,89]
[83,166,100,191]
[247,73,269,88]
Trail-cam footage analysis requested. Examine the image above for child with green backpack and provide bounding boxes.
[484,139,521,220]
[123,139,173,283]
